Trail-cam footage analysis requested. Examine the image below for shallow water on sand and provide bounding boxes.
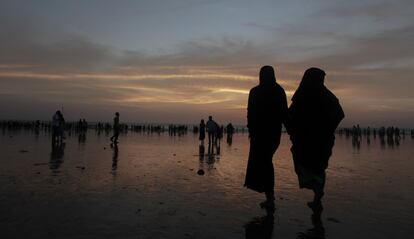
[0,130,413,238]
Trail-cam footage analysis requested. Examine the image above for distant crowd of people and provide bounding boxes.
[339,125,407,139]
[338,125,410,149]
[196,116,235,151]
[0,119,245,138]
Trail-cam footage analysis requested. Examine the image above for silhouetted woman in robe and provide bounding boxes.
[199,119,206,142]
[245,66,288,210]
[287,67,344,209]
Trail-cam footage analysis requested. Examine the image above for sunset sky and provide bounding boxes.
[1,0,413,126]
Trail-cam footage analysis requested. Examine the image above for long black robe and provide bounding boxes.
[244,77,287,193]
[288,69,344,189]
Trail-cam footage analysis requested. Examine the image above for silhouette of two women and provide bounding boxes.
[245,66,344,211]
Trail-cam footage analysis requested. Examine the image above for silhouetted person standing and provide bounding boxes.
[52,110,65,144]
[226,123,235,145]
[206,116,218,147]
[244,65,288,210]
[110,112,120,144]
[287,67,344,210]
[199,119,206,142]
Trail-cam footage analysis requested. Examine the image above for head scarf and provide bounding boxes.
[292,67,326,101]
[259,65,276,86]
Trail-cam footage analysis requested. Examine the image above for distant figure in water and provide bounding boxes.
[199,119,206,143]
[244,65,288,210]
[206,116,218,147]
[110,112,120,144]
[287,67,344,210]
[226,123,235,145]
[52,110,65,144]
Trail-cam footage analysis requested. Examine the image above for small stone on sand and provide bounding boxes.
[197,169,205,175]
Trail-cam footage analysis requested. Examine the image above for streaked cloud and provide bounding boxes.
[0,0,413,126]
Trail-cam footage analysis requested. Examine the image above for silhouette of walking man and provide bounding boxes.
[244,65,288,210]
[206,116,218,150]
[287,67,344,210]
[110,112,120,144]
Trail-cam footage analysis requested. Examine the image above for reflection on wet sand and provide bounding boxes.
[244,208,275,239]
[348,133,404,150]
[199,144,205,161]
[78,132,86,144]
[1,127,413,238]
[198,141,221,172]
[227,133,233,146]
[49,141,65,172]
[297,207,325,239]
[242,190,327,238]
[111,143,119,173]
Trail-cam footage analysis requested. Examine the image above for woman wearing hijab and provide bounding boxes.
[245,65,288,210]
[287,67,344,210]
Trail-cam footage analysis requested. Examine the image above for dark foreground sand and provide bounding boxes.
[1,131,413,238]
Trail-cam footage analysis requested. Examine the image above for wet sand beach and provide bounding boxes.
[1,130,413,238]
